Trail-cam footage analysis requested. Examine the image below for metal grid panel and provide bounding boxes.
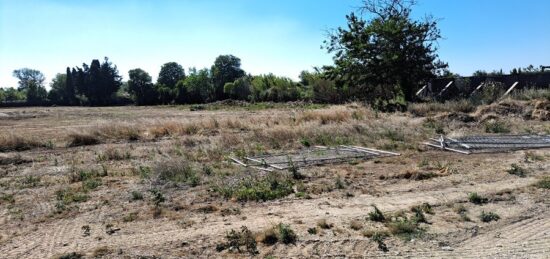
[231,146,400,171]
[425,135,550,154]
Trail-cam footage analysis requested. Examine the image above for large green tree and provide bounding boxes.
[183,68,213,103]
[48,73,67,104]
[324,0,447,108]
[157,62,186,89]
[73,58,122,106]
[12,68,47,104]
[128,68,157,105]
[211,55,245,100]
[12,68,45,91]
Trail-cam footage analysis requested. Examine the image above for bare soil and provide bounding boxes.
[0,104,548,258]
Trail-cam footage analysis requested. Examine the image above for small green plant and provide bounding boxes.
[217,226,258,255]
[535,177,550,189]
[277,223,297,244]
[81,225,91,237]
[288,157,304,180]
[57,252,84,259]
[468,192,488,205]
[300,137,311,147]
[82,178,102,191]
[387,216,423,240]
[123,212,138,222]
[130,191,143,201]
[454,204,471,221]
[149,189,165,207]
[480,211,500,222]
[507,164,528,177]
[368,205,386,222]
[307,227,318,235]
[484,121,510,133]
[371,231,389,252]
[334,176,346,189]
[411,207,428,224]
[1,193,15,204]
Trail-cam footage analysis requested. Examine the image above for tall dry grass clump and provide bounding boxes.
[296,105,372,124]
[408,100,476,117]
[0,133,46,152]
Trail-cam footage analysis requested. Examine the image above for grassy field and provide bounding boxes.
[0,100,549,258]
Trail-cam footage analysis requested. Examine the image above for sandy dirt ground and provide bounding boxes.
[0,105,548,258]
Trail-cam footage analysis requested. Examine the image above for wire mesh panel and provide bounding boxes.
[231,146,400,170]
[425,135,550,154]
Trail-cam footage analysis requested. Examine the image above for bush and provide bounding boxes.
[368,205,386,222]
[213,173,294,202]
[535,177,550,189]
[480,211,500,222]
[507,164,528,177]
[153,158,200,186]
[0,134,47,152]
[484,120,510,133]
[277,223,297,244]
[468,192,488,205]
[67,133,101,147]
[217,226,258,255]
[130,190,143,201]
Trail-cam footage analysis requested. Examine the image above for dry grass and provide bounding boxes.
[0,133,47,152]
[408,99,476,117]
[1,103,549,258]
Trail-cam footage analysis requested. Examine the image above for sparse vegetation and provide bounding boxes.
[535,177,550,189]
[213,173,294,202]
[507,164,528,177]
[480,211,500,222]
[368,205,386,222]
[484,120,511,133]
[317,218,333,229]
[217,226,258,255]
[468,192,488,205]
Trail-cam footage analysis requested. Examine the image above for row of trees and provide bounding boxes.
[4,1,545,108]
[3,55,344,106]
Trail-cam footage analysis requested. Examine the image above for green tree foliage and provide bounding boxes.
[48,73,67,104]
[183,68,213,103]
[212,55,246,100]
[157,62,186,89]
[299,70,345,103]
[12,68,47,104]
[324,0,447,109]
[12,68,45,91]
[69,58,122,106]
[250,74,305,102]
[26,81,48,104]
[128,68,157,105]
[224,76,252,100]
[0,87,25,102]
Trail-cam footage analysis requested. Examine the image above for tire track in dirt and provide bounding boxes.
[0,176,538,258]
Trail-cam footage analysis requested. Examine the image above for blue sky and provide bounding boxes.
[1,0,549,88]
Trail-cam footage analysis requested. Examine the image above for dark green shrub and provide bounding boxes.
[468,192,488,205]
[480,211,500,222]
[368,205,386,222]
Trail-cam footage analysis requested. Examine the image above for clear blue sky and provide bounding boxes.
[1,0,549,88]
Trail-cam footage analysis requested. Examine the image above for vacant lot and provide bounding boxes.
[0,101,549,258]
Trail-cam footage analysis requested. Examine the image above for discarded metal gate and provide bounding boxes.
[230,145,400,171]
[424,135,550,154]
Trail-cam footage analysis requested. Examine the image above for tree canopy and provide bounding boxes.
[324,0,447,109]
[128,68,156,105]
[157,62,186,89]
[211,55,246,100]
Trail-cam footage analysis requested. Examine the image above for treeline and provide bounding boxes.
[2,55,349,106]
